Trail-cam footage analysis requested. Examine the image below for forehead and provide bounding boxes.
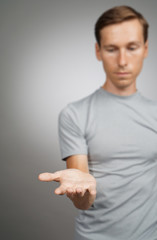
[100,19,144,46]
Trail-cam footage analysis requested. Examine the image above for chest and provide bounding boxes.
[86,104,157,165]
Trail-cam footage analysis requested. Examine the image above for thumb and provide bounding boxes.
[38,171,62,182]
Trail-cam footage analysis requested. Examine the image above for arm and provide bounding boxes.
[65,154,96,209]
[66,154,89,172]
[38,154,96,210]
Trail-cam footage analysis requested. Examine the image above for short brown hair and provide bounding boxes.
[95,5,149,46]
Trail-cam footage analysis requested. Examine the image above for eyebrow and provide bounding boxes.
[127,41,142,45]
[103,41,142,48]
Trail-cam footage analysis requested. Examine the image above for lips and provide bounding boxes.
[115,72,130,75]
[114,72,131,78]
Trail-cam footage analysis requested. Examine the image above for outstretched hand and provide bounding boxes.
[38,169,96,210]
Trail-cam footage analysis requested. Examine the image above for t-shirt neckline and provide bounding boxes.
[99,87,140,100]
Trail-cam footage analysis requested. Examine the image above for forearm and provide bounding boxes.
[65,155,96,209]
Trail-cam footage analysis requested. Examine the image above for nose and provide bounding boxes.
[117,49,128,67]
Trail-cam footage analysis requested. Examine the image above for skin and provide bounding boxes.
[38,19,148,210]
[38,167,96,210]
[38,155,96,210]
[95,19,148,96]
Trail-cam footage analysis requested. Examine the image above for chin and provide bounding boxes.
[115,82,134,89]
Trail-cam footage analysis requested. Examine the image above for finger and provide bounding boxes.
[38,171,62,182]
[67,188,85,198]
[66,188,75,199]
[54,185,66,195]
[66,188,73,195]
[76,187,85,197]
[88,185,97,196]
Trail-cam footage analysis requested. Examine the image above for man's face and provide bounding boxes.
[95,19,148,90]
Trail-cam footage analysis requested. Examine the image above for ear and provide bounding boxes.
[144,40,148,58]
[95,42,102,61]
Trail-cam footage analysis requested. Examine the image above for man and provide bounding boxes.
[38,5,157,240]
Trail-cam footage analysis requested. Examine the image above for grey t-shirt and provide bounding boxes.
[58,87,157,240]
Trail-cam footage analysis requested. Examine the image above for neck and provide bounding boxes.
[102,81,137,96]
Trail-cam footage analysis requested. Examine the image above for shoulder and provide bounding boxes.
[139,93,157,108]
[58,88,100,132]
[139,93,157,119]
[59,88,100,119]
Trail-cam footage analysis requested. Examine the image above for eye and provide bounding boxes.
[128,46,138,51]
[106,48,116,53]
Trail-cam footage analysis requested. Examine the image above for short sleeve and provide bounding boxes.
[58,105,88,160]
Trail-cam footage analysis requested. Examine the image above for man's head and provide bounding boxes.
[94,6,149,93]
[95,5,149,47]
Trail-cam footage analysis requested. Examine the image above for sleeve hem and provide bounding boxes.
[61,151,88,161]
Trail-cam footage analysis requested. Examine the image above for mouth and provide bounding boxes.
[115,72,131,76]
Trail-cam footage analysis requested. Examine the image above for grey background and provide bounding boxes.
[1,0,157,239]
